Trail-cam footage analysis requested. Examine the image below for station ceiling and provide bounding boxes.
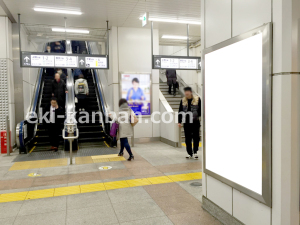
[2,0,201,45]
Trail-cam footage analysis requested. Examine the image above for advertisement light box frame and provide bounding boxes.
[119,72,152,118]
[202,23,272,206]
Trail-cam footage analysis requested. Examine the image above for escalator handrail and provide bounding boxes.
[29,68,43,117]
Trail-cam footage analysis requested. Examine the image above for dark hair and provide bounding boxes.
[119,98,128,107]
[51,97,58,102]
[132,78,139,83]
[79,74,84,79]
[184,87,192,92]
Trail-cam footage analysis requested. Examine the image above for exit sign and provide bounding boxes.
[142,12,149,27]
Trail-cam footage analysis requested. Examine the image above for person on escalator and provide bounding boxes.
[75,74,89,111]
[51,73,68,108]
[53,41,65,53]
[55,68,67,83]
[44,97,64,152]
[73,68,83,80]
[45,45,52,53]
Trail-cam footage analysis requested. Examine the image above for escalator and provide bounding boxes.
[30,71,64,151]
[74,41,109,148]
[16,40,111,154]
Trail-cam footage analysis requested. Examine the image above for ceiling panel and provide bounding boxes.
[3,0,201,45]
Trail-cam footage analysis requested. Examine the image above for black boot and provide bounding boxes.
[127,155,134,161]
[118,152,124,156]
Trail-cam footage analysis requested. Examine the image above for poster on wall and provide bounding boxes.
[121,74,151,116]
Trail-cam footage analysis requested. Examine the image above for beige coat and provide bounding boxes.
[117,103,134,139]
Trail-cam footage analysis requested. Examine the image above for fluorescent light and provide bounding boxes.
[34,8,82,15]
[52,28,89,34]
[139,17,200,25]
[162,35,188,40]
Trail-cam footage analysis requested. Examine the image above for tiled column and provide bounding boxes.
[0,17,14,150]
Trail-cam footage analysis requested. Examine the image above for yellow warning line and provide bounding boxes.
[29,146,36,153]
[104,141,110,148]
[9,154,126,171]
[0,172,202,203]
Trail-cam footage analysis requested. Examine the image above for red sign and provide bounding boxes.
[1,131,12,154]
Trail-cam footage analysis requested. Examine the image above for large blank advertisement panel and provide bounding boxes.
[205,33,263,195]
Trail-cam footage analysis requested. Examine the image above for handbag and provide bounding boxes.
[110,122,119,137]
[130,111,139,127]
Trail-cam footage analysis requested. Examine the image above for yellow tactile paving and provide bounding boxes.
[54,186,81,197]
[75,156,94,165]
[187,172,202,179]
[92,158,110,163]
[104,181,129,190]
[26,189,54,200]
[9,154,125,171]
[168,174,195,182]
[147,176,173,184]
[108,157,126,162]
[0,192,28,203]
[126,178,152,187]
[0,172,202,203]
[91,154,119,159]
[80,183,106,193]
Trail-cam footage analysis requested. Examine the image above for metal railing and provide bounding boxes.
[62,40,79,158]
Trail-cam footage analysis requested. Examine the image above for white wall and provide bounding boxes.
[107,26,160,139]
[159,43,202,94]
[20,24,39,117]
[202,0,300,224]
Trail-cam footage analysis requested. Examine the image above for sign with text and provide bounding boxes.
[21,52,109,69]
[153,55,201,70]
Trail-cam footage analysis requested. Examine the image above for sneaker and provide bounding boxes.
[193,153,199,160]
[186,154,193,159]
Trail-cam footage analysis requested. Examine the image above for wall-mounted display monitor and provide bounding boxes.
[21,52,109,69]
[203,23,272,206]
[153,55,201,70]
[120,73,151,116]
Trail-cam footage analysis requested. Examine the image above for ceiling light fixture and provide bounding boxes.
[162,35,188,40]
[52,28,89,34]
[34,8,82,15]
[139,17,201,25]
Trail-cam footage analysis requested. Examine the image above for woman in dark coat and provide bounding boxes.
[166,69,177,96]
[51,73,68,108]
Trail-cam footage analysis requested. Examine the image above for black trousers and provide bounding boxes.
[184,121,200,156]
[168,83,176,94]
[48,123,60,148]
[77,94,87,110]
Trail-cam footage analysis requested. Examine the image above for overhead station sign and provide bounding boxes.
[153,55,201,70]
[21,52,109,69]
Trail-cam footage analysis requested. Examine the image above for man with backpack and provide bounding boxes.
[75,74,89,111]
